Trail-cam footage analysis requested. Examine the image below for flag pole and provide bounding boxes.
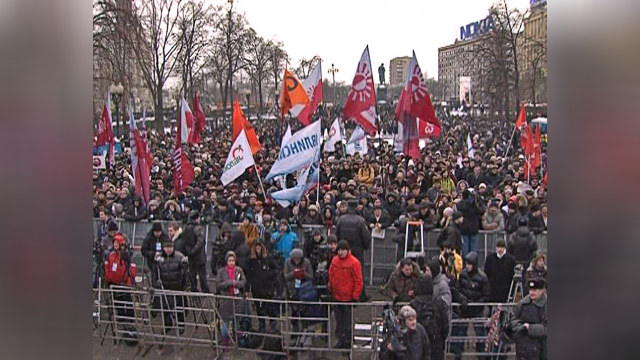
[253,163,267,201]
[527,154,531,184]
[504,125,517,159]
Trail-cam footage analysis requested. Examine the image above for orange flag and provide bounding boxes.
[279,68,309,117]
[232,99,261,154]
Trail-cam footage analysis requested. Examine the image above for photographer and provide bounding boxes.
[303,229,328,273]
[104,234,137,287]
[410,275,449,360]
[382,305,430,360]
[506,278,547,359]
[382,258,422,304]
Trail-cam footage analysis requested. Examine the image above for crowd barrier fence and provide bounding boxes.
[93,219,546,285]
[93,285,519,358]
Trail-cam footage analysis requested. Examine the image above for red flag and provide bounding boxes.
[133,130,150,205]
[344,46,378,136]
[515,104,527,130]
[520,123,534,156]
[190,92,206,144]
[532,124,541,168]
[232,99,261,154]
[394,72,420,159]
[96,93,115,165]
[173,113,194,194]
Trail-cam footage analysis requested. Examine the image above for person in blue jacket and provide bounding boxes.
[271,219,298,261]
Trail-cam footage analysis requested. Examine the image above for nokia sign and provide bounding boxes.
[460,15,495,40]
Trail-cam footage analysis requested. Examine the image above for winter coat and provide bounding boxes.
[210,222,232,276]
[357,167,375,185]
[140,230,170,266]
[334,208,371,258]
[215,265,246,323]
[238,222,259,248]
[382,261,422,302]
[247,256,277,298]
[410,275,449,352]
[459,252,490,317]
[507,227,538,266]
[508,293,547,359]
[437,223,463,254]
[183,220,206,266]
[524,264,547,295]
[171,228,185,255]
[528,214,546,235]
[366,212,392,229]
[482,211,505,232]
[484,252,517,302]
[272,225,299,261]
[328,251,363,302]
[283,255,314,298]
[432,273,452,321]
[123,203,148,222]
[301,211,323,225]
[383,323,430,360]
[455,197,483,235]
[104,251,137,286]
[155,250,188,290]
[303,236,329,272]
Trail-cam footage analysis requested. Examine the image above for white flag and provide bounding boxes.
[324,118,342,153]
[278,125,293,189]
[266,120,321,181]
[346,126,368,156]
[467,133,474,159]
[221,129,255,186]
[180,97,193,144]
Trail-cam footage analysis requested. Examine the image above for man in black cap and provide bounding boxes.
[507,278,547,359]
[484,239,516,302]
[335,199,371,301]
[183,211,210,293]
[141,222,170,283]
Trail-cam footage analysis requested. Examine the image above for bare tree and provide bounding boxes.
[126,0,183,132]
[294,55,321,79]
[244,29,273,115]
[267,40,288,107]
[522,37,546,107]
[175,0,212,101]
[211,3,250,118]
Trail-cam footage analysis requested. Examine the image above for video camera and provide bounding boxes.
[382,304,407,353]
[513,264,523,280]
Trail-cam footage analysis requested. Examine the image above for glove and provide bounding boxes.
[182,256,189,263]
[293,268,305,279]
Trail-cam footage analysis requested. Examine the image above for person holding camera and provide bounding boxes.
[382,305,430,360]
[104,234,137,287]
[382,258,422,304]
[410,275,449,360]
[507,278,547,359]
[141,222,170,284]
[183,211,210,293]
[154,240,189,333]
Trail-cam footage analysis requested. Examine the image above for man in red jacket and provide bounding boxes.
[328,240,363,349]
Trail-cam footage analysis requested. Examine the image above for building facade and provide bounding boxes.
[438,35,490,106]
[389,56,411,86]
[519,1,547,104]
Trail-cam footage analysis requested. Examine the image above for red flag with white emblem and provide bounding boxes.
[344,46,377,136]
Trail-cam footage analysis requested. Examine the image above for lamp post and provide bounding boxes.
[109,82,124,139]
[329,63,339,105]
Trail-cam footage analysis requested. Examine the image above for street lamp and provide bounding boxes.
[109,82,124,139]
[329,63,339,105]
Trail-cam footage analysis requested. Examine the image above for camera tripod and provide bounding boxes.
[490,264,524,359]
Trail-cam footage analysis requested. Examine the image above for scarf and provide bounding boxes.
[226,265,236,296]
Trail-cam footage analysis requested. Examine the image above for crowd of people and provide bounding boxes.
[94,105,547,358]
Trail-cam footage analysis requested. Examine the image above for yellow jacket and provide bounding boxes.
[357,166,375,185]
[238,223,259,248]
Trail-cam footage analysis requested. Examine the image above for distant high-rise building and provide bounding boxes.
[438,35,490,105]
[389,56,412,86]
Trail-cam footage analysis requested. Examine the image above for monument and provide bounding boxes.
[377,63,387,102]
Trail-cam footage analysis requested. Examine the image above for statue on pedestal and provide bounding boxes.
[378,63,385,85]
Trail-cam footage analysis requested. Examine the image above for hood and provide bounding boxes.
[427,258,441,277]
[415,275,434,296]
[465,251,479,271]
[516,226,531,236]
[220,222,233,235]
[433,273,449,286]
[230,229,245,248]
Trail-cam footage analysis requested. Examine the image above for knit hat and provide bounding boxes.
[336,240,350,251]
[225,250,237,262]
[290,248,304,261]
[427,258,441,277]
[452,211,463,221]
[152,222,163,232]
[308,204,318,212]
[108,222,119,232]
[113,234,125,246]
[518,217,529,226]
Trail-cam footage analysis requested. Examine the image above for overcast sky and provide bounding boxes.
[230,0,531,83]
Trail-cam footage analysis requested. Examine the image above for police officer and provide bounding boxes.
[507,278,547,359]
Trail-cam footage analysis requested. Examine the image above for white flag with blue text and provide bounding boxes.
[266,120,321,181]
[467,133,474,159]
[346,125,368,156]
[270,148,320,207]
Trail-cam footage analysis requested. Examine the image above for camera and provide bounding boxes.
[382,304,407,353]
[513,264,523,280]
